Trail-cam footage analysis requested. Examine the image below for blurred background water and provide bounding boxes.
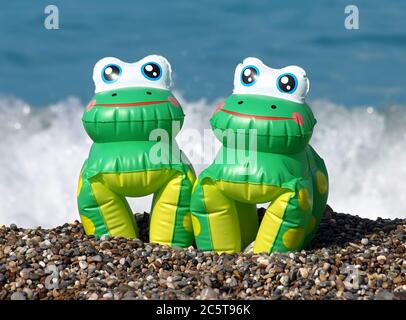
[0,0,405,227]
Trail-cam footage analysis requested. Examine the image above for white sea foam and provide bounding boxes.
[0,95,405,228]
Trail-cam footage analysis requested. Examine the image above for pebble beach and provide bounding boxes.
[0,205,405,300]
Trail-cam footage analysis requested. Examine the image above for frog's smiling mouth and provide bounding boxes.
[220,109,304,125]
[221,108,291,120]
[87,95,180,110]
[95,100,169,107]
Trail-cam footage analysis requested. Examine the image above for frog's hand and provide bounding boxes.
[190,178,258,253]
[253,180,314,254]
[303,146,329,247]
[149,169,195,248]
[77,172,139,238]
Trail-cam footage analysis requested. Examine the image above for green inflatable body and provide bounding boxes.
[77,55,195,248]
[191,57,329,254]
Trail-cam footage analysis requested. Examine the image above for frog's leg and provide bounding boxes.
[303,146,329,247]
[191,179,259,253]
[253,180,314,254]
[191,178,241,253]
[77,171,139,238]
[149,168,195,248]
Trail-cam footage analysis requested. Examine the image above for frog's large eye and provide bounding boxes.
[277,73,298,94]
[102,64,122,83]
[241,65,259,86]
[141,62,162,81]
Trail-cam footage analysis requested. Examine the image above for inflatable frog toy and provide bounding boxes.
[191,57,328,253]
[77,55,195,248]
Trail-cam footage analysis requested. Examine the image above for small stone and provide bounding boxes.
[279,275,289,286]
[39,240,51,249]
[361,238,369,245]
[203,276,212,287]
[272,289,282,300]
[374,290,394,300]
[393,276,403,284]
[343,280,353,290]
[103,292,113,299]
[79,261,88,269]
[257,257,269,268]
[343,292,357,300]
[88,293,99,300]
[92,255,102,262]
[22,288,33,299]
[377,255,386,264]
[11,292,26,300]
[45,275,59,290]
[20,268,32,279]
[100,241,112,250]
[200,287,218,300]
[322,263,331,271]
[299,268,309,279]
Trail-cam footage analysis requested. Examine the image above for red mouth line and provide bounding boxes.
[221,109,293,121]
[95,100,169,107]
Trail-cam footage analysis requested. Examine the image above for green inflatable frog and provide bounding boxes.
[77,55,195,248]
[191,57,328,254]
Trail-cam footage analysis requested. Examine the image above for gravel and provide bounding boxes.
[0,205,405,300]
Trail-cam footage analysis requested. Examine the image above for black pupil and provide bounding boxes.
[278,75,296,92]
[143,63,160,79]
[103,65,120,82]
[242,67,258,85]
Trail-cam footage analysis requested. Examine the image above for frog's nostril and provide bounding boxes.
[112,93,117,97]
[146,91,152,95]
[238,101,244,105]
[271,105,277,109]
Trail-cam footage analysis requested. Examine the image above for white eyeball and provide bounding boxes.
[233,57,310,103]
[92,55,173,93]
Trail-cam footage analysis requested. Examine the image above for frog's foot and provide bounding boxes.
[77,173,139,238]
[149,169,195,248]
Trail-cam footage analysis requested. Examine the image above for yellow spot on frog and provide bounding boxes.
[316,171,328,195]
[298,188,311,212]
[80,215,95,234]
[183,214,193,233]
[283,227,305,250]
[191,215,201,237]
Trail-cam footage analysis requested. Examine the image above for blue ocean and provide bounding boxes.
[0,0,405,227]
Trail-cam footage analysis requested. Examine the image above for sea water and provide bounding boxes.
[0,0,405,227]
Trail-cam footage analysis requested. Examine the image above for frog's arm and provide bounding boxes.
[303,145,329,247]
